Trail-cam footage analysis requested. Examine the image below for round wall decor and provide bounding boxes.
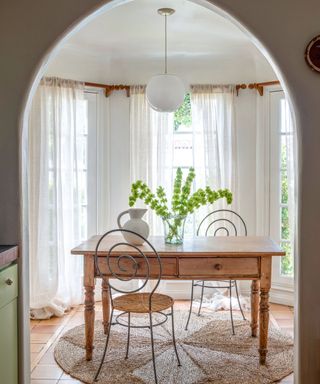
[305,35,320,72]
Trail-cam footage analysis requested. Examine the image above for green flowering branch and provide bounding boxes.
[128,167,233,242]
[129,180,170,218]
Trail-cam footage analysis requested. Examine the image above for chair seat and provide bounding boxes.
[113,292,174,313]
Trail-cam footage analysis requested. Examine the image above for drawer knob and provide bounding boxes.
[5,278,13,286]
[214,263,222,271]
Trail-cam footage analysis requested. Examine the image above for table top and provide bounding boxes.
[71,235,285,258]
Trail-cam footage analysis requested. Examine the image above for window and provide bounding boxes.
[77,97,89,240]
[84,91,99,237]
[69,92,97,241]
[269,89,294,294]
[173,94,196,236]
[279,99,294,276]
[47,95,89,254]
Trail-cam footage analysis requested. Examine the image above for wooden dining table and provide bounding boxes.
[71,235,285,365]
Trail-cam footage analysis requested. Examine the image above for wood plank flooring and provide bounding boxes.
[30,301,294,383]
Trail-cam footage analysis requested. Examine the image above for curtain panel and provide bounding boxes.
[190,85,238,224]
[190,85,244,308]
[28,77,85,319]
[129,85,174,235]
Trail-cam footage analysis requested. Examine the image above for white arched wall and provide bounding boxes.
[1,0,320,382]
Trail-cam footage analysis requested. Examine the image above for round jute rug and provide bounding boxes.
[54,310,293,384]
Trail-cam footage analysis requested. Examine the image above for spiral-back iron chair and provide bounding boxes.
[93,229,181,384]
[185,209,247,335]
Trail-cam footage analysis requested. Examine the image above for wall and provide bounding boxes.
[1,0,320,382]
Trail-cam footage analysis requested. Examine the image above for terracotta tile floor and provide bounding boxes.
[30,301,294,384]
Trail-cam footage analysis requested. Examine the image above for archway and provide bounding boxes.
[18,1,303,383]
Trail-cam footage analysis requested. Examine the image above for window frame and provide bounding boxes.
[268,88,294,294]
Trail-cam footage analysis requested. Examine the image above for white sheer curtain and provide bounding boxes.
[28,77,85,319]
[130,85,174,235]
[190,84,244,309]
[191,84,238,224]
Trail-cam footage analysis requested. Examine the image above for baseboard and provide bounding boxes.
[161,281,253,301]
[160,281,200,300]
[146,280,294,305]
[239,286,294,307]
[269,287,294,306]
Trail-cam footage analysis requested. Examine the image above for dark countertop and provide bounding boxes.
[0,245,18,269]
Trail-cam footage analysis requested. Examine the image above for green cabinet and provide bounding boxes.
[0,263,18,384]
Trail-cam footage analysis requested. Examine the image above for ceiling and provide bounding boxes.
[46,0,276,84]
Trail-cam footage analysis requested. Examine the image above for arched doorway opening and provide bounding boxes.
[20,1,298,383]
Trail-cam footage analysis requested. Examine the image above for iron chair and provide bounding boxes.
[94,228,181,384]
[185,209,247,335]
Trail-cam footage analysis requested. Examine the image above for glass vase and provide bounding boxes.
[162,214,187,245]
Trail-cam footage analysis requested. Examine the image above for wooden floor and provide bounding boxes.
[30,301,294,384]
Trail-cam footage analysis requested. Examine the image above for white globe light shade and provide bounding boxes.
[146,74,186,112]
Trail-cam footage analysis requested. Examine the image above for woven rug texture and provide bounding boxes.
[54,310,293,384]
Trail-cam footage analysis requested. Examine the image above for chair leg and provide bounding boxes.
[171,306,181,366]
[125,312,131,359]
[94,309,114,382]
[234,280,246,320]
[197,281,205,316]
[229,281,235,335]
[185,280,194,331]
[149,312,158,384]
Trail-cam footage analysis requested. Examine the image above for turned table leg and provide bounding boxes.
[102,278,110,334]
[84,255,95,361]
[251,279,260,337]
[259,256,272,365]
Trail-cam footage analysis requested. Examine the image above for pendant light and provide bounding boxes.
[146,8,186,112]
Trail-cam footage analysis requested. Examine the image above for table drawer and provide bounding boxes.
[97,257,177,278]
[0,264,18,309]
[179,257,259,278]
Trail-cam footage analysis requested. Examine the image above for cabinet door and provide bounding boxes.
[0,299,18,384]
[0,263,18,308]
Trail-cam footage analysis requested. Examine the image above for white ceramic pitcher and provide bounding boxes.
[117,208,150,245]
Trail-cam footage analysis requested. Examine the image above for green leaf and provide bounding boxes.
[174,94,192,131]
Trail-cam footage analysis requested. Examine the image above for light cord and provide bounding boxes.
[165,14,168,74]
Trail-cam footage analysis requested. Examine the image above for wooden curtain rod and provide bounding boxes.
[85,80,280,98]
[235,80,280,96]
[85,82,130,97]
